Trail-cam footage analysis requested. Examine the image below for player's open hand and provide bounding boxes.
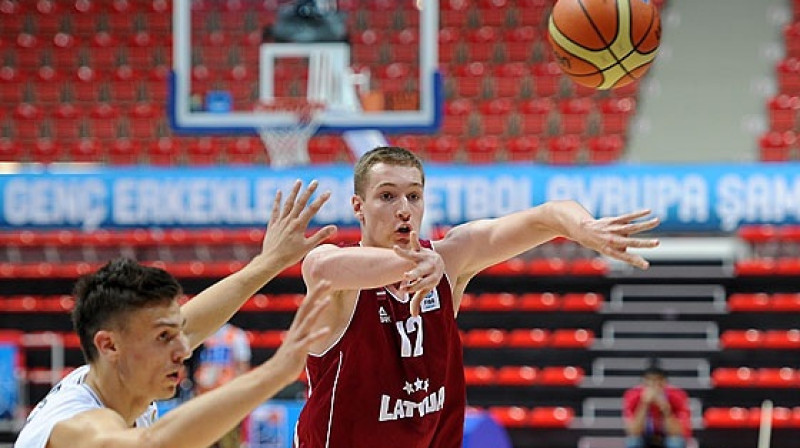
[260,180,337,269]
[393,231,445,317]
[271,281,332,380]
[575,209,660,269]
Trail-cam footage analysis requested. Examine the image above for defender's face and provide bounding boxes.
[115,300,190,401]
[353,163,424,248]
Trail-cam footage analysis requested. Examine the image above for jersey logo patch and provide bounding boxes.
[420,290,440,313]
[379,306,391,323]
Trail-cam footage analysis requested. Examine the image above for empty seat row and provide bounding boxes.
[459,292,603,313]
[461,328,594,349]
[464,365,584,387]
[704,406,800,428]
[720,329,800,349]
[727,292,800,312]
[487,405,574,428]
[712,366,800,388]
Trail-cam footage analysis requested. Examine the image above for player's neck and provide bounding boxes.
[86,364,150,427]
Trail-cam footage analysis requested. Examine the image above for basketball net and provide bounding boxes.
[255,98,324,168]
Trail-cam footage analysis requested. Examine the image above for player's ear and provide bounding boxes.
[351,194,365,223]
[94,330,119,361]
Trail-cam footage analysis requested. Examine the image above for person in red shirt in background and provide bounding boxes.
[623,360,691,448]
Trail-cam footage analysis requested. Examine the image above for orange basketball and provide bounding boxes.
[547,0,661,90]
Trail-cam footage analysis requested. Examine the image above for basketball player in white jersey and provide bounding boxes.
[15,181,337,448]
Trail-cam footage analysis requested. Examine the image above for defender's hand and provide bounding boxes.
[574,209,660,269]
[260,180,337,269]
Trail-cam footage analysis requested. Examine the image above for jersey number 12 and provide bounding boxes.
[396,316,423,357]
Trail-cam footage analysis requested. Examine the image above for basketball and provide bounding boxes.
[547,0,661,90]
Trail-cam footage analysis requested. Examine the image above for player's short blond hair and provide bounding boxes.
[353,146,425,196]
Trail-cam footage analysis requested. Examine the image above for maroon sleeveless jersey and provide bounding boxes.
[294,240,465,448]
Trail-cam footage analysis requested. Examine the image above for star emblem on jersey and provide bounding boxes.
[404,378,430,396]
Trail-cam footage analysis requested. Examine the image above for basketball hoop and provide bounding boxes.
[255,98,325,167]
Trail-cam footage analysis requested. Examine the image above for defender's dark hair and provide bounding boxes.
[643,358,668,378]
[71,258,182,363]
[353,146,425,196]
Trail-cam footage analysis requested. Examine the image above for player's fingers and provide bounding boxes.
[297,190,331,227]
[619,237,660,249]
[608,249,650,270]
[609,209,652,224]
[410,231,421,252]
[393,245,417,261]
[618,217,660,235]
[307,225,338,247]
[291,180,318,219]
[281,180,303,217]
[299,326,331,349]
[268,190,282,228]
[410,289,427,317]
[294,280,332,322]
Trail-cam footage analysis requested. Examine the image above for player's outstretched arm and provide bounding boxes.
[47,283,332,448]
[182,180,337,349]
[437,200,660,283]
[302,231,444,295]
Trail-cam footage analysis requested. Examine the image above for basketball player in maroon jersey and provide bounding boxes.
[294,147,660,448]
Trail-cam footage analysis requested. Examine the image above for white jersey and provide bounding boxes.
[14,365,158,448]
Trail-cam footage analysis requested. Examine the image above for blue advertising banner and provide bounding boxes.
[2,163,800,232]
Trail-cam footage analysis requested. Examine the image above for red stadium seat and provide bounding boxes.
[517,293,560,312]
[225,137,262,164]
[503,26,538,63]
[703,407,751,428]
[492,62,529,98]
[557,98,594,135]
[351,29,384,64]
[530,407,574,428]
[532,62,563,97]
[756,367,798,388]
[464,366,497,386]
[147,137,181,165]
[186,137,222,165]
[488,406,531,428]
[507,328,550,348]
[586,135,625,164]
[546,135,583,164]
[771,293,800,311]
[441,0,473,28]
[759,130,797,161]
[452,62,490,98]
[727,293,771,312]
[734,258,777,276]
[108,138,142,165]
[538,366,584,386]
[438,27,465,64]
[528,258,568,275]
[30,138,63,164]
[465,26,500,62]
[465,136,502,163]
[0,139,24,162]
[442,99,474,135]
[551,328,594,348]
[763,329,800,349]
[561,292,603,312]
[425,136,461,163]
[767,94,799,132]
[719,329,763,349]
[599,97,636,134]
[462,328,507,349]
[474,293,517,312]
[68,138,103,163]
[496,366,538,386]
[477,98,514,135]
[390,28,419,63]
[476,0,510,27]
[711,367,755,387]
[519,98,554,135]
[516,0,551,27]
[506,136,540,162]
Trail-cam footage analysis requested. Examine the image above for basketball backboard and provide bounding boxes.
[170,0,442,136]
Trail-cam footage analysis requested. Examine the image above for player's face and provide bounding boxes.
[115,300,190,401]
[354,162,424,248]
